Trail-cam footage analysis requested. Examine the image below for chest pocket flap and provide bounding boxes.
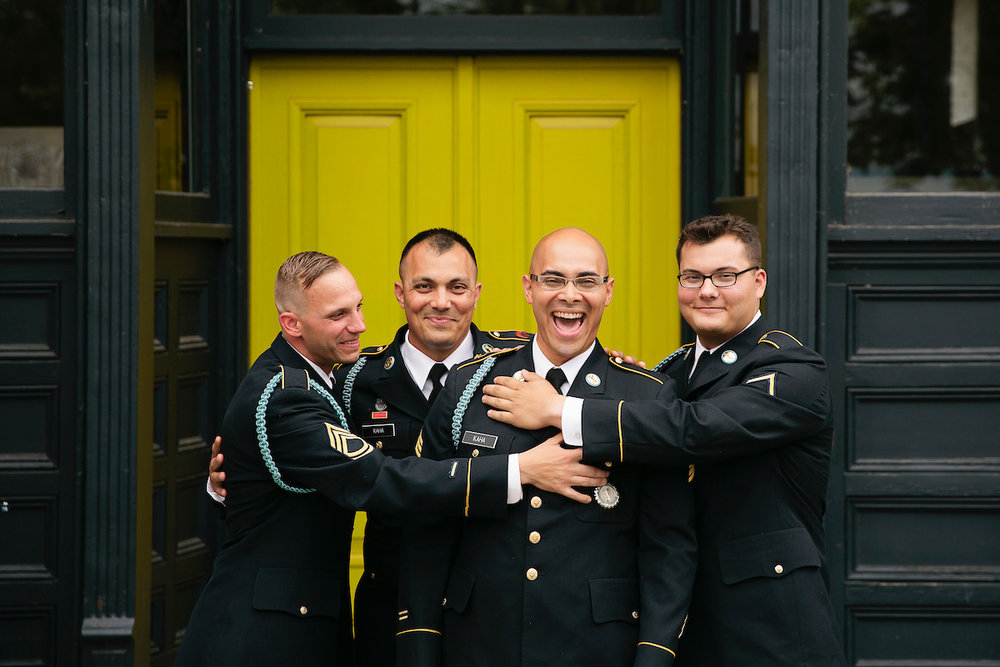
[252,568,342,618]
[718,526,822,585]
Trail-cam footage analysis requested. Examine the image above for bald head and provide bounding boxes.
[524,227,614,366]
[530,227,609,275]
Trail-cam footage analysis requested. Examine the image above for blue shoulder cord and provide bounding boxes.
[341,357,367,415]
[450,356,498,451]
[255,372,351,494]
[652,346,689,373]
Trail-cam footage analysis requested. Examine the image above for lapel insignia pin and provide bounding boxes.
[384,356,395,370]
[594,483,620,509]
[585,373,601,387]
[375,399,387,411]
[482,343,494,353]
[721,350,738,365]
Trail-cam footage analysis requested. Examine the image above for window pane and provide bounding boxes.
[848,0,1000,192]
[0,1,64,189]
[155,0,196,192]
[271,0,658,15]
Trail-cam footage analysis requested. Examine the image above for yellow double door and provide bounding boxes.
[248,54,681,591]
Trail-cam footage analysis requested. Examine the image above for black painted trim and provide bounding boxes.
[758,0,820,347]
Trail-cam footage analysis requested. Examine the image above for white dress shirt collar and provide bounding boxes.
[690,310,762,376]
[402,329,476,399]
[530,338,596,395]
[287,344,335,389]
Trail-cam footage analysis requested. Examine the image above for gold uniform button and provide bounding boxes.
[529,531,541,544]
[526,568,538,581]
[631,610,639,620]
[530,496,542,508]
[614,356,623,363]
[442,597,447,606]
[299,605,308,616]
[376,441,383,449]
[774,564,784,575]
[604,461,613,468]
[369,571,376,580]
[472,449,480,457]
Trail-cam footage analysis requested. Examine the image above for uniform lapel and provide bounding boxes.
[566,344,609,399]
[369,329,429,422]
[685,317,770,397]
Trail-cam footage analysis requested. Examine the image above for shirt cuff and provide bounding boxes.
[206,476,225,506]
[562,397,584,446]
[506,454,523,504]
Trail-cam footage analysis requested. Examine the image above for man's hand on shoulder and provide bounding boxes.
[482,370,564,430]
[602,346,646,368]
[518,433,609,504]
[209,435,226,499]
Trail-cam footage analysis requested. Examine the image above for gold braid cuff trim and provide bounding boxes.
[637,642,677,657]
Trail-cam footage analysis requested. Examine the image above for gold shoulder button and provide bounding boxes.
[487,329,532,342]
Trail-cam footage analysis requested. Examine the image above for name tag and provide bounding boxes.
[361,423,396,439]
[461,430,498,449]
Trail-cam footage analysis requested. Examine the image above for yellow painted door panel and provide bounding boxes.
[474,57,681,363]
[248,53,681,608]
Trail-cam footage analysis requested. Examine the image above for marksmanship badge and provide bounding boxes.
[594,483,620,509]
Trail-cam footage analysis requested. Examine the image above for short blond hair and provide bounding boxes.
[274,251,342,314]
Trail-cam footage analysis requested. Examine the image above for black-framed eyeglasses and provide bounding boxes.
[529,274,610,292]
[677,266,759,289]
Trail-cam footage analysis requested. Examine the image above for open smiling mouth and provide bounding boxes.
[552,311,585,336]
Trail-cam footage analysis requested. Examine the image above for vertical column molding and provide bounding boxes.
[758,0,820,346]
[78,0,154,663]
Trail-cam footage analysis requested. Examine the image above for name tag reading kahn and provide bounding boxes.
[461,430,498,449]
[361,423,396,439]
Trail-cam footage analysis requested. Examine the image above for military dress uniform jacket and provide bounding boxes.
[333,324,529,667]
[174,334,509,667]
[397,342,697,667]
[578,317,846,666]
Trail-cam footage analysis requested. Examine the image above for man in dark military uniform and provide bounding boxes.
[397,228,696,666]
[178,252,608,666]
[333,228,531,667]
[484,215,848,666]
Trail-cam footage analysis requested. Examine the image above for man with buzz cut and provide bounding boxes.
[483,215,847,666]
[397,228,696,666]
[179,251,610,666]
[334,228,533,667]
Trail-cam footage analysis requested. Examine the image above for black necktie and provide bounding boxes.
[427,363,448,404]
[545,367,567,395]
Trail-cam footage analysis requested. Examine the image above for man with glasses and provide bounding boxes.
[396,227,696,666]
[483,215,846,665]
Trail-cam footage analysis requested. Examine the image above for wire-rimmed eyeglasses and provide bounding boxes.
[677,266,759,289]
[529,274,610,292]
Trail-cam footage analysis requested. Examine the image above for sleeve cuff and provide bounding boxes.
[206,476,225,505]
[562,396,584,446]
[506,454,523,504]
